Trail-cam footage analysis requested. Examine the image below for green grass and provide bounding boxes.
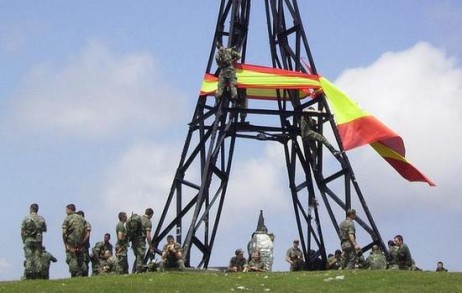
[1,270,461,293]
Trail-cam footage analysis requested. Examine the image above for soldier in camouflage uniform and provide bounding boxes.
[158,235,185,271]
[387,240,398,269]
[90,233,113,275]
[215,42,247,121]
[215,42,241,101]
[285,239,305,271]
[131,208,154,273]
[40,246,57,279]
[77,210,92,276]
[393,235,412,270]
[62,204,88,277]
[227,248,248,272]
[21,203,47,279]
[247,251,266,272]
[326,249,344,270]
[99,250,120,275]
[365,244,386,270]
[339,209,361,269]
[115,212,129,274]
[301,107,340,159]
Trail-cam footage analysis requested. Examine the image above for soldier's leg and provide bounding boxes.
[157,260,165,272]
[83,249,90,276]
[134,243,146,273]
[116,250,129,274]
[237,91,248,122]
[66,250,79,277]
[344,249,357,269]
[74,250,87,277]
[177,259,185,271]
[307,131,339,155]
[23,245,34,279]
[216,77,225,101]
[229,77,238,100]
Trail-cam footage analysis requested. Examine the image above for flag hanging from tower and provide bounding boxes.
[320,77,435,186]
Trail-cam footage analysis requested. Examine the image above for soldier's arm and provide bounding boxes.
[62,228,69,249]
[42,217,47,233]
[83,222,91,244]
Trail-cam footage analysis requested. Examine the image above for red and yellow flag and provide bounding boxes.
[320,77,435,186]
[200,63,321,100]
[199,63,434,186]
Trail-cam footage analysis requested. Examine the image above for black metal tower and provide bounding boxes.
[150,0,387,269]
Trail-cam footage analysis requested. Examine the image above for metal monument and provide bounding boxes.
[150,0,387,269]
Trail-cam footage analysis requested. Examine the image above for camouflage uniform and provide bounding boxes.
[82,219,91,276]
[62,212,87,277]
[247,255,266,272]
[301,112,339,156]
[366,251,387,270]
[215,45,241,101]
[21,211,47,279]
[396,243,412,270]
[339,218,357,269]
[228,256,248,272]
[159,241,185,271]
[387,245,399,269]
[115,221,129,274]
[99,255,120,275]
[40,248,57,279]
[286,246,305,271]
[91,239,113,275]
[131,215,152,273]
[326,254,344,270]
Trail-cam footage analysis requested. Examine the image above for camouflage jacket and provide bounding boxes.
[228,256,248,272]
[62,212,86,247]
[92,241,113,260]
[286,247,303,261]
[162,242,182,263]
[366,252,387,270]
[21,212,47,243]
[339,218,355,243]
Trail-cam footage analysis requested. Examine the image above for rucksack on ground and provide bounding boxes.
[126,213,142,242]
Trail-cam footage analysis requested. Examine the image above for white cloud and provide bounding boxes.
[333,42,462,212]
[8,41,187,139]
[96,141,181,218]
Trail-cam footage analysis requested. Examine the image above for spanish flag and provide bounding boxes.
[200,63,321,100]
[320,77,435,186]
[199,63,434,186]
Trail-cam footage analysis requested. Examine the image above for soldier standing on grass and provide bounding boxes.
[115,212,129,274]
[62,204,88,277]
[339,209,361,269]
[21,203,47,279]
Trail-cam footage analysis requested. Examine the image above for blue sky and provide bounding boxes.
[1,1,462,281]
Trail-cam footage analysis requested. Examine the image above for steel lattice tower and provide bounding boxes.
[150,0,387,269]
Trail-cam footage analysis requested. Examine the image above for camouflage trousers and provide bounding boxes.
[216,72,237,100]
[23,241,42,279]
[116,246,129,274]
[341,241,357,269]
[83,248,90,276]
[131,240,146,273]
[302,131,338,155]
[290,258,305,272]
[158,259,185,272]
[66,249,87,277]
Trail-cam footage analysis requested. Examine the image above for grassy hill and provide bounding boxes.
[1,270,461,292]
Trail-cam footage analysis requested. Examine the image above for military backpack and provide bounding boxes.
[126,213,142,242]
